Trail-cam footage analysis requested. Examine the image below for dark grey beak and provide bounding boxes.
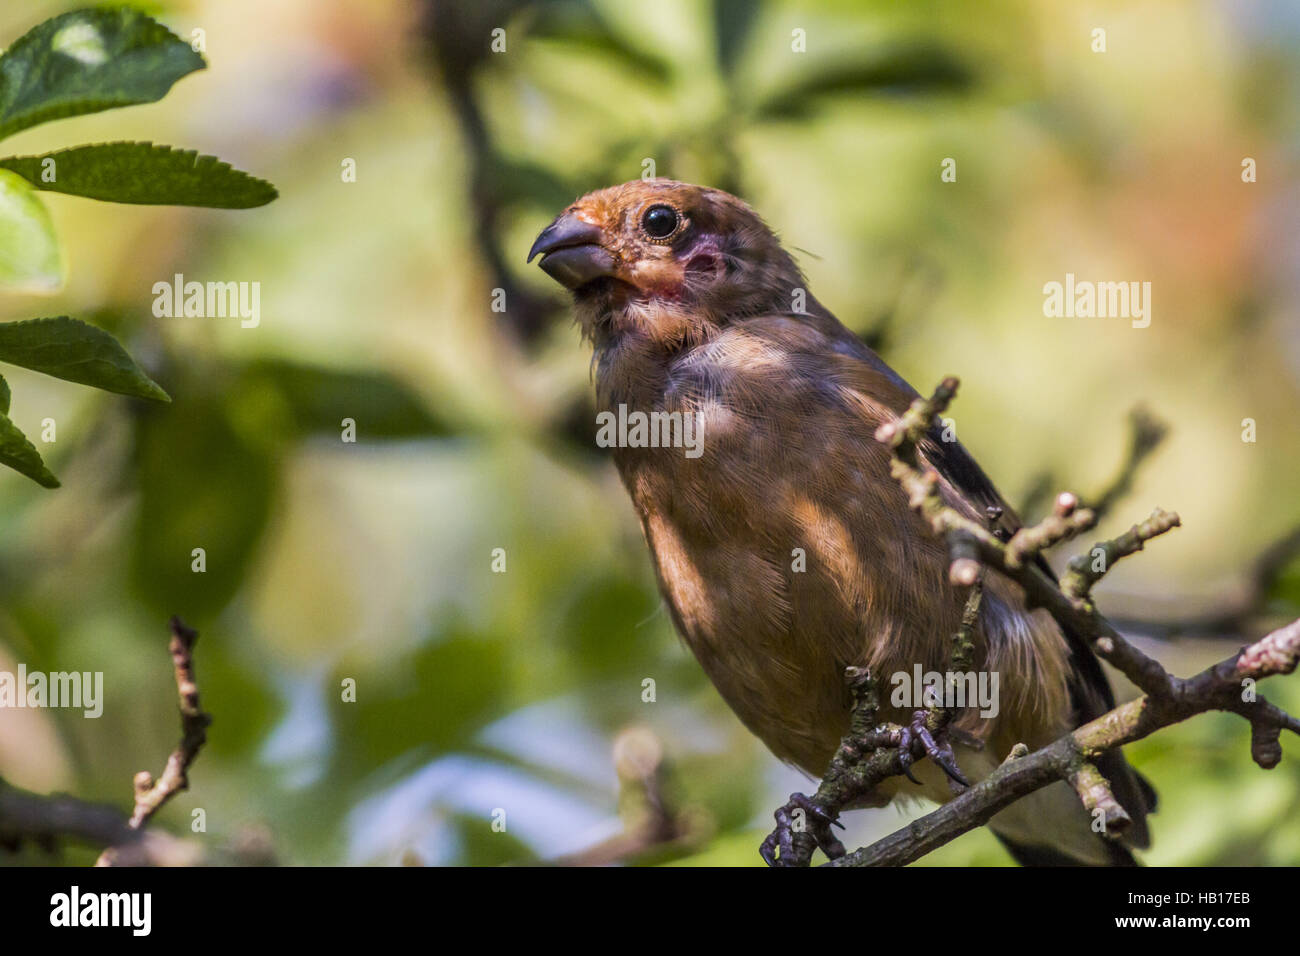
[528,213,617,289]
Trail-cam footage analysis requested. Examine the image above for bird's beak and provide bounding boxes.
[527,213,617,289]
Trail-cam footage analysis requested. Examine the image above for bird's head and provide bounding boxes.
[528,180,805,347]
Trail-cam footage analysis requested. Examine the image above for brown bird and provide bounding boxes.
[528,179,1153,865]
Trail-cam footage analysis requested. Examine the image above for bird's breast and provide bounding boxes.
[604,354,963,772]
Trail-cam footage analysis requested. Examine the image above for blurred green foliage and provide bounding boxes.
[0,5,278,488]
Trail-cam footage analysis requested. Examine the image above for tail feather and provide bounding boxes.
[996,575,1156,865]
[1048,563,1156,857]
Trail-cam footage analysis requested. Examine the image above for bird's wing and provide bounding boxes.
[819,323,1122,711]
[808,315,1154,846]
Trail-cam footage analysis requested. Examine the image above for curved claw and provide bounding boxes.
[916,725,970,787]
[760,793,845,866]
[898,712,970,789]
[802,801,845,830]
[896,725,922,784]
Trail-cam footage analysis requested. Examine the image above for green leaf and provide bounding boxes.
[132,391,277,617]
[755,43,975,120]
[559,573,661,679]
[450,811,534,867]
[483,154,578,210]
[527,3,673,84]
[333,628,508,770]
[0,316,169,401]
[0,7,204,141]
[0,142,278,208]
[0,373,9,414]
[0,169,62,291]
[713,0,759,78]
[0,411,58,487]
[1266,550,1300,612]
[240,360,449,439]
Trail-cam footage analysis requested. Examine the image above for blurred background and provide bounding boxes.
[2,0,1300,866]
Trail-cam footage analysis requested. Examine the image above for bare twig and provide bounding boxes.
[128,617,211,828]
[95,616,211,867]
[1067,761,1131,836]
[552,726,705,866]
[1085,406,1168,522]
[1018,406,1166,524]
[1060,508,1182,598]
[1109,524,1300,638]
[1031,406,1297,640]
[1005,492,1095,569]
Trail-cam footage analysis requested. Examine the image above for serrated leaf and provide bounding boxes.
[0,411,58,487]
[0,169,62,291]
[0,142,277,208]
[0,7,204,141]
[0,316,169,401]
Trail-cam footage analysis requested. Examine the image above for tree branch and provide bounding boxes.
[0,781,201,865]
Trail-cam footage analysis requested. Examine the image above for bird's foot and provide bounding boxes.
[759,792,846,867]
[897,709,970,789]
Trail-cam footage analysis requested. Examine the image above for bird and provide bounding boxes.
[528,178,1154,865]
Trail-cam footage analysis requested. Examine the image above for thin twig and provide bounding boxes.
[95,616,211,866]
[1085,406,1168,522]
[128,616,211,828]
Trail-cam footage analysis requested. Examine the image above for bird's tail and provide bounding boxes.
[989,615,1157,866]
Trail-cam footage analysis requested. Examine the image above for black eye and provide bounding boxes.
[641,204,679,239]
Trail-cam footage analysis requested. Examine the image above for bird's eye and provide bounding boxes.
[641,204,680,240]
